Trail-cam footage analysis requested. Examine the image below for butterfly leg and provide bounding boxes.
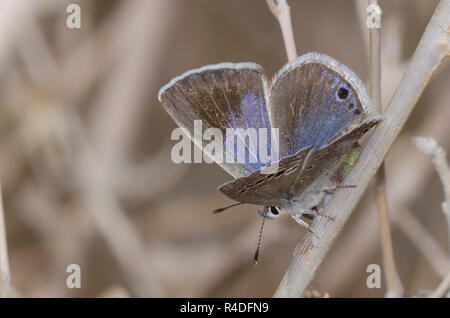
[291,214,319,238]
[289,200,335,221]
[322,184,357,195]
[296,207,335,221]
[310,206,335,221]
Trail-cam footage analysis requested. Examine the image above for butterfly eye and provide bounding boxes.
[338,87,349,99]
[269,206,279,215]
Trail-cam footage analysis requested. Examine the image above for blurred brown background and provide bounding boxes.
[0,0,448,297]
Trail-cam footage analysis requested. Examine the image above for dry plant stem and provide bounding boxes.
[429,271,450,298]
[317,98,450,294]
[369,0,404,297]
[354,0,369,51]
[274,0,450,297]
[394,204,449,278]
[0,183,11,297]
[70,113,166,297]
[376,179,403,297]
[413,137,450,259]
[90,0,176,166]
[78,142,166,297]
[266,0,297,61]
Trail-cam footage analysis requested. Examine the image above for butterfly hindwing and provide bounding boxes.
[218,146,313,206]
[288,117,380,197]
[218,118,380,205]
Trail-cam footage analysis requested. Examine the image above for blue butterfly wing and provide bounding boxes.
[159,63,275,178]
[269,53,373,158]
[218,53,379,205]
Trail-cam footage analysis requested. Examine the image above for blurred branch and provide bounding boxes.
[413,137,450,258]
[0,183,12,297]
[0,0,33,77]
[90,0,177,166]
[115,146,187,202]
[14,184,92,297]
[354,0,369,51]
[196,217,286,297]
[266,0,297,61]
[394,204,448,278]
[0,0,61,79]
[97,285,131,298]
[429,271,450,298]
[317,97,450,294]
[369,0,403,298]
[72,113,167,297]
[274,0,449,297]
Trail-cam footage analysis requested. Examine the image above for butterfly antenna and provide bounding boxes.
[212,202,244,214]
[253,211,268,265]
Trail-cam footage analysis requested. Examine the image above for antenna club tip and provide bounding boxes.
[212,202,243,214]
[253,249,260,266]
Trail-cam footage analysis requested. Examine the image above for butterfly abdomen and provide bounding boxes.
[331,145,362,184]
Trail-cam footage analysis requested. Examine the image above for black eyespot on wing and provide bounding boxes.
[338,87,349,99]
[354,108,361,115]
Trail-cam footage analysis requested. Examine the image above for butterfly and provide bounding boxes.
[158,52,380,232]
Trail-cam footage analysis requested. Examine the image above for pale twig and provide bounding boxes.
[71,113,167,297]
[0,0,33,76]
[413,137,450,258]
[195,216,287,297]
[114,145,188,202]
[354,0,369,51]
[14,183,93,297]
[428,271,450,298]
[0,183,11,297]
[266,0,297,61]
[274,0,449,297]
[376,179,404,297]
[369,0,403,297]
[97,286,131,298]
[394,204,448,278]
[90,0,177,166]
[313,99,450,295]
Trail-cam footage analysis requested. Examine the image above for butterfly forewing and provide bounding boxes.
[159,63,274,178]
[269,53,372,158]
